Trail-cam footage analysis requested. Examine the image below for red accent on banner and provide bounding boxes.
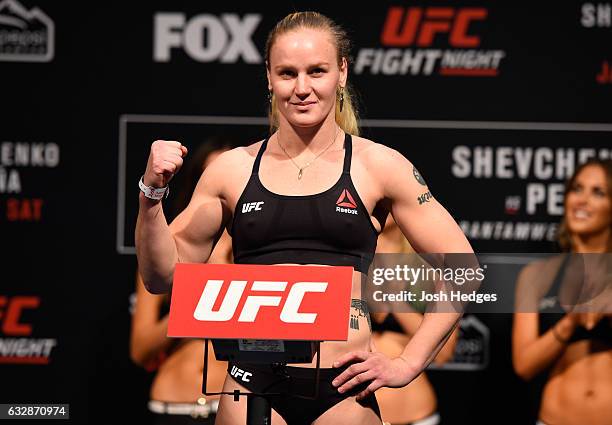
[418,8,454,46]
[439,68,498,77]
[168,264,353,341]
[381,7,421,46]
[6,198,44,221]
[0,356,49,364]
[451,9,487,47]
[381,7,487,48]
[1,296,39,336]
[596,60,611,84]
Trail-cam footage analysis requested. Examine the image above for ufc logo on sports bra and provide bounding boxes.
[241,201,264,213]
[168,264,353,340]
[194,280,327,323]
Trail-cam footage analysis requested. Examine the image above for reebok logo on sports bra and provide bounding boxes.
[241,201,264,213]
[335,189,358,215]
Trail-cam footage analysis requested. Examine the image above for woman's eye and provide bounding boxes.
[593,188,607,197]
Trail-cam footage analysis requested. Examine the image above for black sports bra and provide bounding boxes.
[538,255,612,344]
[230,133,378,273]
[371,314,404,334]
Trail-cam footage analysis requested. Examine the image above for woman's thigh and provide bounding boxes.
[214,374,287,425]
[313,395,382,425]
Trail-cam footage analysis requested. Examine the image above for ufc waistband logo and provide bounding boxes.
[230,365,252,382]
[193,280,328,323]
[241,201,264,213]
[381,7,487,47]
[154,13,262,63]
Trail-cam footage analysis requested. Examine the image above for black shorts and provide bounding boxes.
[227,362,380,425]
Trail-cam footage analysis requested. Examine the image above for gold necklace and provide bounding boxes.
[277,127,340,180]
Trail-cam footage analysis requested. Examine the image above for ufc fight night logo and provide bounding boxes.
[0,296,58,364]
[355,7,506,77]
[153,13,262,63]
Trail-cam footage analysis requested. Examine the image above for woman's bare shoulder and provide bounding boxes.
[516,254,565,294]
[351,135,412,171]
[520,254,565,276]
[193,140,265,195]
[212,140,265,167]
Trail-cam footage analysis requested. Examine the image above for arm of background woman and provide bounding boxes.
[136,145,233,294]
[130,273,175,367]
[512,262,579,380]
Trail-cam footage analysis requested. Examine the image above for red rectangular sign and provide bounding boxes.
[167,264,353,341]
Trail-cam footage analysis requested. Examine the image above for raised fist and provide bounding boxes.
[143,140,188,188]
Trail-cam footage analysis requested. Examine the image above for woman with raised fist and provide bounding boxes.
[513,159,612,425]
[136,11,473,425]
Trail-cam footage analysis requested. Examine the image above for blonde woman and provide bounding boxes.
[136,12,473,425]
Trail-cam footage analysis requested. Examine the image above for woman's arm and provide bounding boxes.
[333,144,473,398]
[129,273,175,367]
[136,143,233,294]
[512,262,579,380]
[432,323,458,365]
[390,312,458,364]
[379,145,471,370]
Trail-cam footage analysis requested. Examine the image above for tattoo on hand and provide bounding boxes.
[350,299,371,330]
[417,191,432,205]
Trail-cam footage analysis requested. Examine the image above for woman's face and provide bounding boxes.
[565,164,612,238]
[267,28,347,129]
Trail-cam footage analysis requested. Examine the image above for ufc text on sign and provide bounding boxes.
[168,264,354,341]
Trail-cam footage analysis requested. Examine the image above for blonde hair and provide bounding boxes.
[265,11,359,136]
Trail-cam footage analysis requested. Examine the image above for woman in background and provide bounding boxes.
[372,216,458,425]
[513,159,612,425]
[131,138,234,424]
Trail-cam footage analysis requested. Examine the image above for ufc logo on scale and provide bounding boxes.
[168,264,353,341]
[194,280,327,323]
[154,13,262,63]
